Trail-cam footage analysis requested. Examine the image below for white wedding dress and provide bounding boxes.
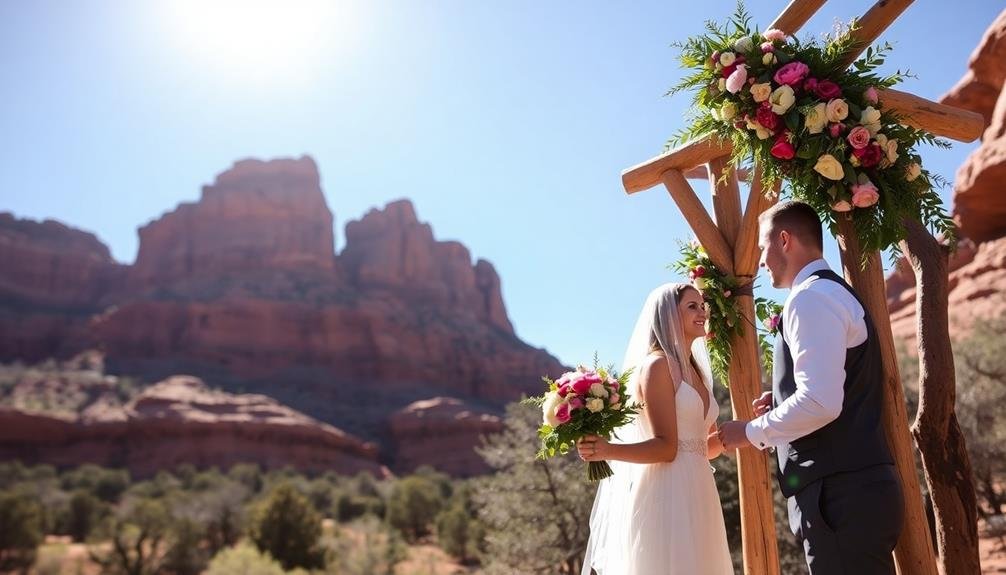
[583,378,735,575]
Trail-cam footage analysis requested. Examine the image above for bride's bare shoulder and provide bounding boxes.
[639,353,677,383]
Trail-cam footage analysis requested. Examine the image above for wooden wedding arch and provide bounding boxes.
[620,1,984,573]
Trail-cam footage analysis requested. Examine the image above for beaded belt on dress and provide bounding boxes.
[677,438,706,455]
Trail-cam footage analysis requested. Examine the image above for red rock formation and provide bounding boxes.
[0,156,565,474]
[130,156,336,289]
[0,374,387,478]
[888,238,1006,344]
[943,9,1006,243]
[891,11,1006,347]
[387,397,503,476]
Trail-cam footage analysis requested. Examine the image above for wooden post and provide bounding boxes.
[708,156,781,575]
[835,216,939,575]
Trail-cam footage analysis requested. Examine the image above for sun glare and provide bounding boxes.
[164,0,352,87]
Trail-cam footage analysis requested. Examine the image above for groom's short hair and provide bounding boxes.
[759,201,823,252]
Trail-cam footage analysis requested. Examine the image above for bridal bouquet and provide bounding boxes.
[524,361,642,481]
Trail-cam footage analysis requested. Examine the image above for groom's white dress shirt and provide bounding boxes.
[745,259,868,450]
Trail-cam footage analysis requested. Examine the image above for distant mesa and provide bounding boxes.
[0,155,566,477]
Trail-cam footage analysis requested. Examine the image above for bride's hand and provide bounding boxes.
[577,435,610,461]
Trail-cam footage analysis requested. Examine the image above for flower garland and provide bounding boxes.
[672,241,781,383]
[667,3,955,258]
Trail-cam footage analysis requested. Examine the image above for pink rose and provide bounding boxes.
[829,123,845,138]
[846,125,871,149]
[851,181,880,208]
[831,200,853,212]
[693,265,706,278]
[609,393,620,404]
[763,28,787,42]
[557,383,571,397]
[864,86,879,104]
[756,102,780,131]
[815,80,842,100]
[571,377,593,394]
[852,143,883,168]
[761,41,775,53]
[555,402,571,424]
[803,77,818,93]
[770,132,795,160]
[725,64,748,94]
[569,397,584,411]
[773,61,810,87]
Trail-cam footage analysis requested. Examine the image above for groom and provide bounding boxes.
[717,201,904,574]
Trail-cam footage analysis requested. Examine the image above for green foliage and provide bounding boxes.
[435,484,485,564]
[161,518,210,575]
[67,489,105,542]
[386,475,446,542]
[88,497,173,575]
[323,515,408,575]
[0,490,44,572]
[249,482,325,571]
[204,542,286,575]
[473,402,595,574]
[60,464,130,503]
[952,315,1006,517]
[671,241,782,382]
[666,1,955,262]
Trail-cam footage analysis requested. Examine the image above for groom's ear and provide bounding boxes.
[779,230,791,251]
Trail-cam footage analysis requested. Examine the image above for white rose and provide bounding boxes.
[586,398,605,413]
[589,383,609,398]
[762,52,776,65]
[720,101,738,121]
[718,78,726,92]
[745,116,772,140]
[803,102,827,134]
[542,391,562,427]
[750,82,772,103]
[719,51,736,67]
[826,98,849,122]
[769,85,795,114]
[694,277,708,291]
[906,163,922,181]
[813,154,845,181]
[860,106,881,126]
[733,36,754,53]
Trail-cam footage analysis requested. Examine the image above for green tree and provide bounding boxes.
[324,515,407,575]
[0,490,44,573]
[161,518,209,575]
[953,314,1006,517]
[61,464,130,502]
[435,483,485,564]
[204,543,285,575]
[472,402,595,574]
[67,489,105,542]
[249,482,325,571]
[88,498,172,575]
[385,475,445,542]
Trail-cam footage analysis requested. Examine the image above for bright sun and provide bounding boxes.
[163,0,350,86]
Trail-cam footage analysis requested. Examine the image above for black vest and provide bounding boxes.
[772,269,893,498]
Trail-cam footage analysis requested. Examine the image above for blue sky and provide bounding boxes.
[0,1,1000,369]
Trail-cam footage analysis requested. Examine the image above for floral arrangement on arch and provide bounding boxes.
[667,3,955,258]
[671,241,781,383]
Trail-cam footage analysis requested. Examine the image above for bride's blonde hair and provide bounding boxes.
[647,283,704,385]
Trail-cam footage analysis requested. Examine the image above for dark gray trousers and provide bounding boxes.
[787,464,904,575]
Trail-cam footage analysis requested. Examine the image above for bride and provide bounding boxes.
[577,282,734,574]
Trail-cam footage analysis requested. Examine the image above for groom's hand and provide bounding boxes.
[717,420,753,450]
[752,391,773,417]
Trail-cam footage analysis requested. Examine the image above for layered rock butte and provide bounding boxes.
[886,9,1006,345]
[0,156,565,477]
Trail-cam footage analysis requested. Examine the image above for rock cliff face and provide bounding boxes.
[0,156,564,476]
[0,368,385,478]
[887,10,1006,345]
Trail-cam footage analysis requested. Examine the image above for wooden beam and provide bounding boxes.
[708,156,743,247]
[660,169,734,275]
[879,88,984,143]
[767,0,827,34]
[708,156,781,575]
[623,137,732,195]
[683,165,750,181]
[839,0,915,69]
[835,217,939,575]
[734,165,780,275]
